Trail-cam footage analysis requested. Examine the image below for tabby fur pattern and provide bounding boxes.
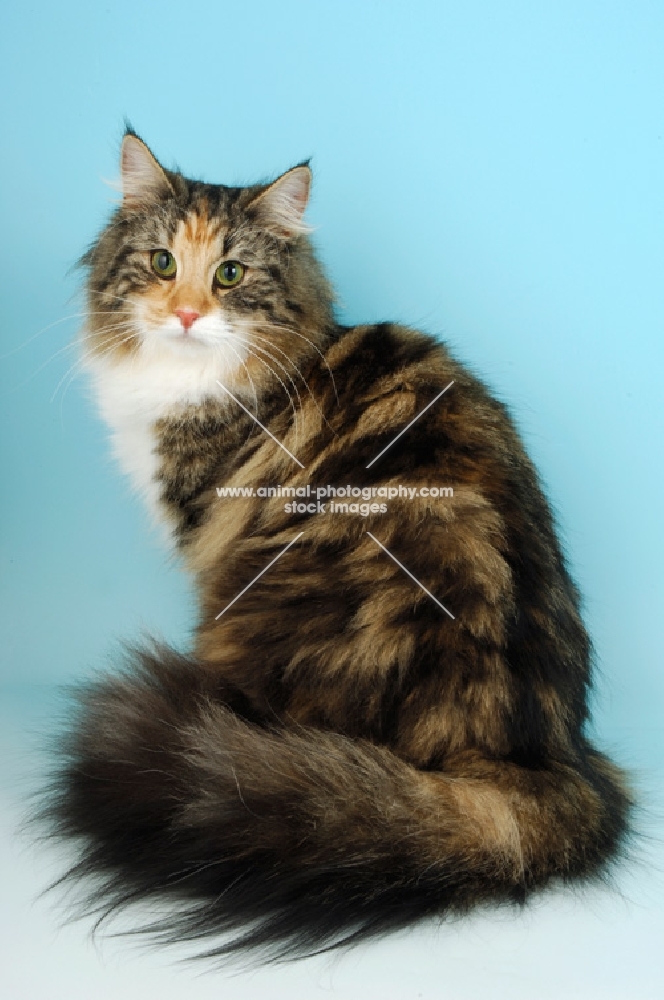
[40,130,631,961]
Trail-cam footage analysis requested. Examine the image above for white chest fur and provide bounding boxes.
[88,341,241,531]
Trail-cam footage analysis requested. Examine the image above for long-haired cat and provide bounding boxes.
[41,129,631,961]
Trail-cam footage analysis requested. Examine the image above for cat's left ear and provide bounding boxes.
[247,165,312,238]
[120,133,174,209]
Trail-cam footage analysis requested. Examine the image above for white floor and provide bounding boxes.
[2,689,663,1000]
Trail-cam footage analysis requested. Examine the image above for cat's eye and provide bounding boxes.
[151,250,177,279]
[215,260,245,289]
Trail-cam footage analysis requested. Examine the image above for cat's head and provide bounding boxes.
[83,129,334,404]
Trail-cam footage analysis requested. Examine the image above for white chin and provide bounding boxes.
[140,315,248,374]
[90,324,248,419]
[160,329,213,351]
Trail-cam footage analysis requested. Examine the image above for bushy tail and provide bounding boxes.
[39,643,631,961]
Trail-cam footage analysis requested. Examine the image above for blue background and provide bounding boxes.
[1,2,663,997]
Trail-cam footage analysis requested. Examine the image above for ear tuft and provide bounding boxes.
[120,134,173,209]
[248,165,312,238]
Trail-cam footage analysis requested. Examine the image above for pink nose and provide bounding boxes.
[175,308,200,331]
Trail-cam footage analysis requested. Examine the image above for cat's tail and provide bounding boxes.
[38,643,631,962]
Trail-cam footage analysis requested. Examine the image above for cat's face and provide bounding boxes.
[83,133,333,402]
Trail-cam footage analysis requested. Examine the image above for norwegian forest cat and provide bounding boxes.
[42,129,631,961]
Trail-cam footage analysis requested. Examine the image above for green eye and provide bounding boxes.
[215,260,245,288]
[151,250,176,278]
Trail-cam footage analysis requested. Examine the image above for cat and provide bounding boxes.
[41,128,631,962]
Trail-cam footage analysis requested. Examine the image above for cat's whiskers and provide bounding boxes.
[5,312,135,394]
[10,337,85,394]
[82,291,336,430]
[223,332,301,447]
[227,332,305,419]
[53,340,129,414]
[259,319,339,406]
[83,320,139,340]
[214,340,259,418]
[229,345,301,446]
[48,322,137,403]
[239,327,335,436]
[89,291,339,403]
[51,328,139,407]
[15,322,133,395]
[211,341,262,453]
[247,338,327,446]
[0,311,91,361]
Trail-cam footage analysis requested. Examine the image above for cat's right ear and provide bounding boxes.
[246,165,312,239]
[120,134,174,209]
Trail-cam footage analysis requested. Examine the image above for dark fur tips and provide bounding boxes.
[37,643,631,962]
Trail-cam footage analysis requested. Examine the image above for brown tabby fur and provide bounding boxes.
[40,129,631,962]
